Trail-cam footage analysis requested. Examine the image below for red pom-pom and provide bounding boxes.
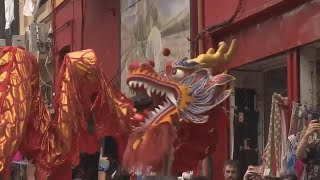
[149,61,155,67]
[133,113,145,122]
[163,48,171,57]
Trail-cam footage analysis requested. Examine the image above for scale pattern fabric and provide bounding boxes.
[0,47,39,175]
[0,47,135,179]
[263,93,287,178]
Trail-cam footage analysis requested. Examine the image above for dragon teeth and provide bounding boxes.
[146,87,152,97]
[151,87,156,93]
[133,81,138,87]
[166,92,177,107]
[155,88,161,95]
[129,81,177,109]
[155,108,161,113]
[160,90,166,96]
[164,100,171,108]
[146,111,153,118]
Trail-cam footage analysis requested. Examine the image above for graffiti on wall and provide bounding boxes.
[120,0,190,95]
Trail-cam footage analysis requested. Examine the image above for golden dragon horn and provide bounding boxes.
[189,39,238,68]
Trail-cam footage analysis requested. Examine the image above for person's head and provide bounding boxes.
[281,175,297,180]
[223,160,239,180]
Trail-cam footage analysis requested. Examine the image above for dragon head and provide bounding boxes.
[127,40,238,125]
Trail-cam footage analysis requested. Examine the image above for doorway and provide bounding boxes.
[229,55,287,178]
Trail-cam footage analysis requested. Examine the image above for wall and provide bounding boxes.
[36,0,53,23]
[299,46,318,105]
[204,0,295,29]
[202,0,320,69]
[53,0,120,78]
[53,0,81,54]
[82,0,120,80]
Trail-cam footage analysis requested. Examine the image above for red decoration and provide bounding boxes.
[149,61,155,67]
[133,113,145,122]
[163,48,171,57]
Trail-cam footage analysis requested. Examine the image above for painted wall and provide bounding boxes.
[120,0,191,95]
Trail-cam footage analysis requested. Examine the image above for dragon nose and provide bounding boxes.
[128,61,155,72]
[128,61,141,71]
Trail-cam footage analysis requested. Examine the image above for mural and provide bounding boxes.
[120,0,190,95]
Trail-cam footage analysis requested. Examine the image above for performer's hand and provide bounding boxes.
[305,120,320,137]
[243,166,255,180]
[243,166,262,180]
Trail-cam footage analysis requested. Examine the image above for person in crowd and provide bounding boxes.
[223,160,240,180]
[281,174,298,180]
[296,119,320,179]
[26,161,36,180]
[243,165,262,180]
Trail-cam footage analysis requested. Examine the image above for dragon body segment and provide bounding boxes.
[0,47,134,179]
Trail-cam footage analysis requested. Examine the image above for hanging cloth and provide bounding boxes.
[263,93,287,178]
[23,0,41,17]
[286,103,302,175]
[145,26,162,72]
[4,0,14,29]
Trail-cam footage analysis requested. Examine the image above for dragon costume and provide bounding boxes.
[0,39,237,178]
[122,40,237,174]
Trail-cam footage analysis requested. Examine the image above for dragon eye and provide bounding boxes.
[172,68,186,80]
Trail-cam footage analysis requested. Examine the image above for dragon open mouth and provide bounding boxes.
[128,80,178,124]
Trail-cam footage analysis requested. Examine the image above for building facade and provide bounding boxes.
[196,0,320,179]
[52,0,120,80]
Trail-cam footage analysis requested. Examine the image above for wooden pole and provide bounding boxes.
[197,0,204,54]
